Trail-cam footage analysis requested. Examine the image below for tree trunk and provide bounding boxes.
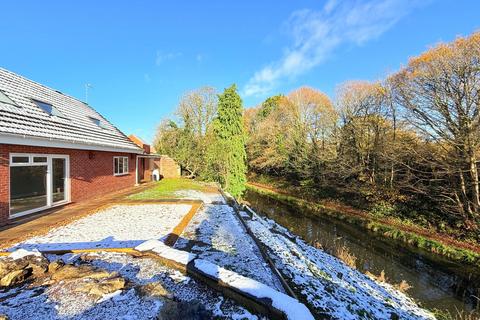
[459,169,473,218]
[390,107,397,189]
[469,153,480,219]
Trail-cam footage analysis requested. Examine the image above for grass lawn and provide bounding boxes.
[128,178,212,200]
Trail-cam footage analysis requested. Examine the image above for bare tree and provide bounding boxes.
[154,87,218,178]
[391,32,480,227]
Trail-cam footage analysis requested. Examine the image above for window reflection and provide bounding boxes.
[10,166,48,214]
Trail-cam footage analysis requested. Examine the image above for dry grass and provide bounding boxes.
[311,239,357,269]
[395,280,412,293]
[334,245,357,269]
[449,308,479,320]
[432,307,479,319]
[366,270,412,294]
[313,239,414,295]
[366,269,387,283]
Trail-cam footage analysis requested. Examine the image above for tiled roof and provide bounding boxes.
[0,68,142,152]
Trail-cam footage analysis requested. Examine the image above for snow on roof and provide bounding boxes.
[0,68,142,152]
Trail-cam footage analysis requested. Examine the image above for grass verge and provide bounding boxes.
[246,184,480,268]
[128,178,212,200]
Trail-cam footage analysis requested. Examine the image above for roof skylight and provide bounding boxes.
[0,90,18,106]
[89,116,108,129]
[33,99,67,118]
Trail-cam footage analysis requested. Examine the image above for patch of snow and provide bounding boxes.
[135,239,196,265]
[174,190,226,204]
[245,212,436,320]
[1,251,265,320]
[79,251,265,319]
[194,259,314,320]
[169,270,191,284]
[8,248,42,260]
[10,204,191,251]
[232,311,259,320]
[175,203,284,291]
[0,280,162,320]
[97,290,123,304]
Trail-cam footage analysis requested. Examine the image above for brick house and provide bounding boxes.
[128,134,180,182]
[0,68,145,226]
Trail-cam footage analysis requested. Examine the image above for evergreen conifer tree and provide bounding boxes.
[213,84,247,197]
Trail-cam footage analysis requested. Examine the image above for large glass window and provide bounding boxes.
[9,154,69,217]
[114,156,129,175]
[10,166,48,215]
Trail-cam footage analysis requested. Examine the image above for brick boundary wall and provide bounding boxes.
[0,144,137,226]
[157,156,180,178]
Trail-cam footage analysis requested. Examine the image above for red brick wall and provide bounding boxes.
[157,156,180,178]
[0,144,137,226]
[0,147,8,227]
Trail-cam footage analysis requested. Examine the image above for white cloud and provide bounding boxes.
[243,0,426,97]
[196,53,204,62]
[155,51,182,66]
[144,73,151,83]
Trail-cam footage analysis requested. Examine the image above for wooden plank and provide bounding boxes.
[164,202,203,246]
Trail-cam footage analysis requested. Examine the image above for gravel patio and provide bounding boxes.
[0,182,279,320]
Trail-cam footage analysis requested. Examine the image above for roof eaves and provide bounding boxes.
[0,132,144,154]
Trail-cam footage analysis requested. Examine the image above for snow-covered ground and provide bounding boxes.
[0,190,271,320]
[9,204,192,251]
[1,186,436,319]
[175,202,284,291]
[0,279,161,320]
[0,251,263,320]
[136,240,314,319]
[174,190,226,204]
[244,210,436,320]
[193,258,313,320]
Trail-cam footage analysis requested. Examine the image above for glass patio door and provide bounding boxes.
[9,154,70,218]
[10,163,48,215]
[52,157,67,204]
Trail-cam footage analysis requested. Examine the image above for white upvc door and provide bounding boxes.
[51,155,70,206]
[9,153,70,219]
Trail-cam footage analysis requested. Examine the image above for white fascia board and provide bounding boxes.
[0,133,144,154]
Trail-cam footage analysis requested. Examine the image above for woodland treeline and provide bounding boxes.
[155,32,480,241]
[156,85,247,198]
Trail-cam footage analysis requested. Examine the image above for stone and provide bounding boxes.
[51,264,113,281]
[0,268,32,287]
[0,258,28,279]
[158,300,212,320]
[137,281,172,299]
[390,313,399,320]
[21,255,49,277]
[79,254,100,263]
[75,277,126,297]
[48,260,65,273]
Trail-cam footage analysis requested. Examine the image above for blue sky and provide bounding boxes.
[0,1,479,143]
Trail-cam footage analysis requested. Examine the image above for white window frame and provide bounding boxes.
[113,156,129,176]
[9,153,71,219]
